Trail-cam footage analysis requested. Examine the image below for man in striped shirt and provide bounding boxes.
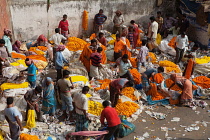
[89,47,103,80]
[94,9,107,33]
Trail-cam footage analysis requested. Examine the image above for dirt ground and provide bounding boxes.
[45,70,210,140]
[120,100,210,140]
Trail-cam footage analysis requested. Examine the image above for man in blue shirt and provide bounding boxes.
[94,9,107,33]
[55,45,68,81]
[25,58,37,88]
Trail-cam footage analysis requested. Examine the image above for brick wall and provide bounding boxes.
[0,0,11,38]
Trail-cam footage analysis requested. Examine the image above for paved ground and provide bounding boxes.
[120,101,210,140]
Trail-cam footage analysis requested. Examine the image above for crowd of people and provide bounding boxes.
[0,9,196,140]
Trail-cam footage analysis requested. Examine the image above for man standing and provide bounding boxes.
[156,11,163,33]
[57,70,74,121]
[94,9,107,33]
[58,14,69,38]
[73,86,90,132]
[4,97,23,140]
[179,14,189,33]
[113,10,124,35]
[100,100,121,140]
[24,86,43,121]
[175,32,189,64]
[90,47,103,80]
[0,39,9,75]
[49,28,67,65]
[148,16,158,51]
[109,78,133,107]
[25,58,38,88]
[137,40,149,72]
[49,28,67,46]
[55,45,68,81]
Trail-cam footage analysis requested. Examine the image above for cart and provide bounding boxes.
[65,131,108,140]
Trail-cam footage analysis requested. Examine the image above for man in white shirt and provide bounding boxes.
[73,86,90,132]
[49,28,67,65]
[113,10,124,36]
[115,54,134,82]
[175,32,189,64]
[49,28,66,46]
[148,16,158,51]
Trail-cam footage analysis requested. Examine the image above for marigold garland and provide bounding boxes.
[89,33,96,40]
[192,76,210,89]
[1,82,29,91]
[37,46,48,51]
[66,37,88,51]
[159,60,177,68]
[168,37,177,49]
[129,58,137,68]
[121,87,138,101]
[129,69,141,84]
[82,10,88,30]
[184,59,194,79]
[28,47,45,55]
[88,100,103,116]
[94,79,111,91]
[11,52,26,60]
[147,52,157,63]
[27,55,47,62]
[115,99,139,117]
[165,78,181,91]
[195,56,210,64]
[86,94,92,98]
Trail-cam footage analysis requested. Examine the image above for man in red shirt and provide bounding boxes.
[109,78,134,107]
[100,100,121,140]
[58,14,70,38]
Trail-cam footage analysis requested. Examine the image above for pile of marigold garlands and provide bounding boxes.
[88,100,103,116]
[159,60,181,73]
[115,99,140,117]
[121,87,138,101]
[66,37,87,51]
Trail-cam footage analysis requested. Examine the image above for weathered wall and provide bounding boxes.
[9,0,176,41]
[0,0,11,38]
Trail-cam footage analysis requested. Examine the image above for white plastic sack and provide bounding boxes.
[98,89,110,101]
[2,67,19,79]
[98,64,114,80]
[194,63,210,74]
[106,50,114,61]
[168,49,176,56]
[14,64,28,71]
[67,64,88,78]
[159,40,176,56]
[119,95,133,102]
[62,48,73,61]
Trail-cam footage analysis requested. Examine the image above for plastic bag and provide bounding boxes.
[156,33,162,45]
[24,110,36,129]
[0,131,3,140]
[119,116,136,138]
